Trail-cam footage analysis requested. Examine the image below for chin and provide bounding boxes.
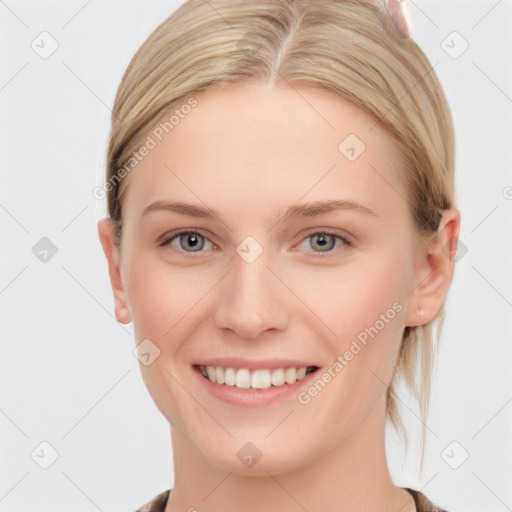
[200,437,312,477]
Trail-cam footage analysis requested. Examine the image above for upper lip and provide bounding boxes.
[193,358,319,370]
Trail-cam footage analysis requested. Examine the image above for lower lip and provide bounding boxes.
[192,365,320,408]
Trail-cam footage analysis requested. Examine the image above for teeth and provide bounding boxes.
[235,368,251,389]
[199,365,313,389]
[252,369,271,389]
[206,366,217,383]
[215,366,225,384]
[271,368,285,386]
[224,367,236,386]
[284,367,297,384]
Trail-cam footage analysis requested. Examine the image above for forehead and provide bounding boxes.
[121,82,407,224]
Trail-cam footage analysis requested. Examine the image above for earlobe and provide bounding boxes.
[405,208,461,327]
[97,219,132,324]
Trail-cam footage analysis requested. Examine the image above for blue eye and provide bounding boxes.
[159,230,214,253]
[297,231,351,254]
[158,229,352,255]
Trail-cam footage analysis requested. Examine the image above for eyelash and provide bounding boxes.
[158,228,353,257]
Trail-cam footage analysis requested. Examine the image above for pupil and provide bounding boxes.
[182,234,202,251]
[313,234,333,251]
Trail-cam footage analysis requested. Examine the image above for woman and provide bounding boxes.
[97,1,460,510]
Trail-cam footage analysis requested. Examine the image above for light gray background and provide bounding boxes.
[1,1,511,511]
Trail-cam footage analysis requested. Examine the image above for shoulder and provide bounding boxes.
[134,488,448,512]
[404,487,450,512]
[134,489,171,512]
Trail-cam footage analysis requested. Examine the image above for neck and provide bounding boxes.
[165,394,416,512]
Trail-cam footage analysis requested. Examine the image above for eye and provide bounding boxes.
[158,230,215,253]
[158,228,353,256]
[296,230,352,255]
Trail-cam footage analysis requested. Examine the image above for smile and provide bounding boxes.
[196,365,318,389]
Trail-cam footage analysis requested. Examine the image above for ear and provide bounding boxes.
[97,219,132,324]
[404,208,461,327]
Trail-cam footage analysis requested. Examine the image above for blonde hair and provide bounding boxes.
[105,0,455,475]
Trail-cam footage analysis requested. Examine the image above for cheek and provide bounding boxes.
[293,250,408,413]
[305,260,406,428]
[125,256,208,424]
[124,252,215,343]
[291,253,407,344]
[126,268,171,337]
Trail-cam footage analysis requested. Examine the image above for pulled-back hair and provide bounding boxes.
[104,0,456,474]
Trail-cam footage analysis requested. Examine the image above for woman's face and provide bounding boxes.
[101,82,431,474]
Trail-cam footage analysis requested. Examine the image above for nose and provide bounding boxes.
[213,248,289,340]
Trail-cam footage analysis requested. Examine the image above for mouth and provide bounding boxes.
[194,364,320,390]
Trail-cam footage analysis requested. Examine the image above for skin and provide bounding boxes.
[98,81,460,512]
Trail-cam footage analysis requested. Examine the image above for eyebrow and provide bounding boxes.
[142,198,379,224]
